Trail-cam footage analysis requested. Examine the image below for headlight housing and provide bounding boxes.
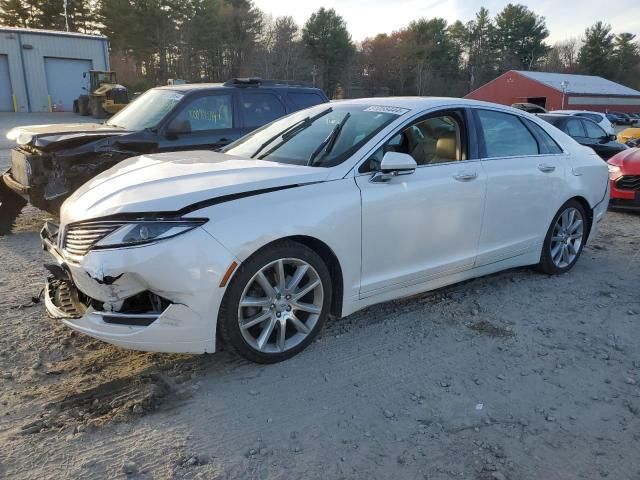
[94,218,208,249]
[607,164,621,175]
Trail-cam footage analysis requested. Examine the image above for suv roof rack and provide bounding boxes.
[223,77,312,88]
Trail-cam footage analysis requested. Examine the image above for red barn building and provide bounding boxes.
[465,70,640,113]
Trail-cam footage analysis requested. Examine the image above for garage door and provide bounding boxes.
[0,55,12,112]
[44,57,92,111]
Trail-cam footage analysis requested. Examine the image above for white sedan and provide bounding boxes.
[42,98,609,363]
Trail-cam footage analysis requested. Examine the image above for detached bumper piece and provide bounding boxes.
[41,221,165,327]
[44,277,164,327]
[45,276,87,319]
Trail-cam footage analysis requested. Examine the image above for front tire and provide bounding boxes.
[537,200,588,275]
[0,181,27,235]
[218,241,332,363]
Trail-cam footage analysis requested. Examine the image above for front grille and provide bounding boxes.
[10,149,33,186]
[616,175,640,191]
[62,222,124,256]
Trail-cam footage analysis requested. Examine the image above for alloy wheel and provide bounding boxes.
[238,258,324,354]
[550,207,584,269]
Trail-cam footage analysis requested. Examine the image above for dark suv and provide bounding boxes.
[1,78,329,228]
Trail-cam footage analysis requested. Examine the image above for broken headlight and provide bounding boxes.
[94,218,208,249]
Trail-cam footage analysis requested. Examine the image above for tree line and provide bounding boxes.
[1,0,639,98]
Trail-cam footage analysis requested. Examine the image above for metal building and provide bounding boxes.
[465,70,640,113]
[0,27,109,113]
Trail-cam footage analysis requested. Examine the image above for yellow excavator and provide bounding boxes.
[73,70,129,119]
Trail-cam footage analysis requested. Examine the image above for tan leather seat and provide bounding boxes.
[434,134,459,162]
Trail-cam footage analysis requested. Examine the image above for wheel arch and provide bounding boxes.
[232,235,345,319]
[567,195,594,242]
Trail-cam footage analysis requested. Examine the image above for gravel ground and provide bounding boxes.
[1,114,640,480]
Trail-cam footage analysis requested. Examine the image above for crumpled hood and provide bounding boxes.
[7,123,129,149]
[61,150,331,224]
[608,147,640,174]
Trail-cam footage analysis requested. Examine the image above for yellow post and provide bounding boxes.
[48,95,52,112]
[12,94,17,112]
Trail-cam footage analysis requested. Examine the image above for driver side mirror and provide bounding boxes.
[371,152,417,183]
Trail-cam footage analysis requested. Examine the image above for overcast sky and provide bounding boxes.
[252,0,640,44]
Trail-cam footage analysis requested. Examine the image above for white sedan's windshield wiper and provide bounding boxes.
[307,112,351,166]
[252,107,333,159]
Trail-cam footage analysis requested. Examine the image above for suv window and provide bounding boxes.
[288,92,325,110]
[582,119,607,139]
[565,119,585,137]
[476,109,538,158]
[240,92,286,128]
[172,94,233,132]
[361,111,464,172]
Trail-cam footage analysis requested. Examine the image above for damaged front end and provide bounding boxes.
[41,221,170,327]
[3,130,140,215]
[39,218,226,354]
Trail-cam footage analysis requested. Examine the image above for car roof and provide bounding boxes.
[153,82,324,94]
[551,110,604,116]
[327,96,531,114]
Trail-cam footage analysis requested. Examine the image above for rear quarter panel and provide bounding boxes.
[533,117,609,209]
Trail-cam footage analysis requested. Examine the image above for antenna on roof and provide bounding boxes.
[63,0,70,32]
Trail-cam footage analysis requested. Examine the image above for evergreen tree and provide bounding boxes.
[494,3,550,71]
[0,0,29,27]
[578,22,616,78]
[302,7,354,97]
[613,33,640,87]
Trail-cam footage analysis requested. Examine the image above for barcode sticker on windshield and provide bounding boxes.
[364,106,409,115]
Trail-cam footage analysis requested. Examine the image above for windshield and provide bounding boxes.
[223,104,406,167]
[106,89,184,130]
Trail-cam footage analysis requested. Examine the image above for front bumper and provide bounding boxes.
[41,221,238,354]
[609,177,640,210]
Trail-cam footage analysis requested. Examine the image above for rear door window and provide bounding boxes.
[288,92,326,110]
[565,119,585,137]
[523,119,563,154]
[476,109,539,158]
[240,92,287,128]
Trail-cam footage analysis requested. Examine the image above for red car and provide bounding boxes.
[607,148,640,209]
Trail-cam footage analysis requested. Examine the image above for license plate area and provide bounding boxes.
[10,149,33,187]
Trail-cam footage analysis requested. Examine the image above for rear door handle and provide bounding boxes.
[538,163,556,173]
[453,171,478,182]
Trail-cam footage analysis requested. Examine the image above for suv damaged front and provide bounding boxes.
[2,88,185,215]
[4,123,136,213]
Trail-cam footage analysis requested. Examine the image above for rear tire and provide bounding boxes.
[78,95,89,116]
[536,199,588,275]
[0,180,27,235]
[218,241,332,363]
[90,96,106,119]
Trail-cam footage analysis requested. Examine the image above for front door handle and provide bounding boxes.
[538,163,556,173]
[453,171,478,182]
